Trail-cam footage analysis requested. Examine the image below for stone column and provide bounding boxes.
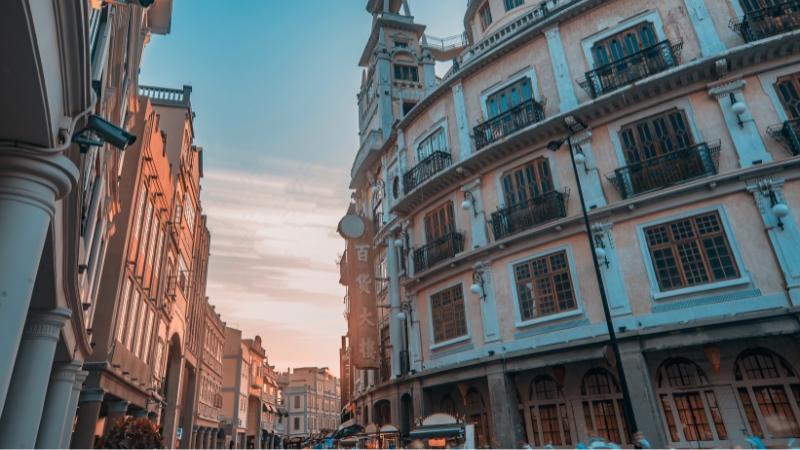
[196,426,205,449]
[0,152,78,418]
[34,360,84,449]
[461,179,488,248]
[104,400,130,435]
[71,388,106,449]
[211,429,218,449]
[205,428,212,449]
[708,78,772,168]
[618,341,668,449]
[60,370,89,449]
[0,307,72,448]
[162,354,186,449]
[485,366,523,449]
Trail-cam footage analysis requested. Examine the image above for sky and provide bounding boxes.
[139,0,466,372]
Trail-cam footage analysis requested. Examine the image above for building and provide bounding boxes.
[281,367,341,440]
[339,0,800,448]
[0,0,172,447]
[192,302,227,449]
[241,337,284,449]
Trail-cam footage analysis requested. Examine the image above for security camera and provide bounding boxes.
[86,115,137,150]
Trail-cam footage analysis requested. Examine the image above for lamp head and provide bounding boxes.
[372,184,380,193]
[461,199,473,210]
[470,284,482,295]
[595,247,607,261]
[394,238,404,247]
[731,101,747,115]
[574,152,586,164]
[773,203,790,218]
[397,312,406,321]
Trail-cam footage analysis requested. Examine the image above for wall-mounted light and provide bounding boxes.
[371,179,386,196]
[461,191,478,217]
[594,234,610,268]
[470,271,487,300]
[730,93,748,128]
[761,184,789,230]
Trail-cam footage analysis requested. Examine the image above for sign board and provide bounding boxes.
[344,215,380,369]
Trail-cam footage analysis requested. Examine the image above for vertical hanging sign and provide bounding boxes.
[339,214,380,370]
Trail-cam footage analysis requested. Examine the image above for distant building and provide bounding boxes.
[280,368,341,440]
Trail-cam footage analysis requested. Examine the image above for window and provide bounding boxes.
[147,217,160,267]
[741,0,790,12]
[619,109,693,165]
[466,389,491,448]
[154,340,165,378]
[734,349,800,439]
[487,78,533,118]
[178,256,189,295]
[402,101,416,116]
[184,193,195,230]
[513,250,577,321]
[132,298,148,357]
[424,202,456,242]
[116,278,132,343]
[141,309,155,362]
[643,211,739,291]
[431,285,468,344]
[294,396,301,409]
[505,0,525,10]
[124,290,140,349]
[501,157,552,206]
[153,230,164,285]
[133,187,147,241]
[581,369,630,446]
[393,65,418,82]
[140,201,153,257]
[417,128,447,161]
[479,3,493,30]
[394,40,409,48]
[527,377,573,447]
[440,396,455,415]
[775,73,800,119]
[592,23,658,69]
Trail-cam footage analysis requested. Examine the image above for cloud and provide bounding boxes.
[201,158,349,370]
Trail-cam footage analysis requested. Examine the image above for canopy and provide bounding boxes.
[408,425,463,439]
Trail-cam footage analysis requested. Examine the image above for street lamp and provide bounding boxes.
[547,116,638,436]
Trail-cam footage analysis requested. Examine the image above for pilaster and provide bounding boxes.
[747,177,800,304]
[708,78,771,168]
[387,235,403,379]
[544,26,579,112]
[683,0,726,56]
[570,130,607,209]
[405,292,423,373]
[471,261,501,344]
[451,81,473,160]
[618,341,669,449]
[460,178,488,248]
[485,365,524,449]
[592,222,632,316]
[376,28,395,141]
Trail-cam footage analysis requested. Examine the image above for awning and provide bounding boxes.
[266,404,276,413]
[409,426,463,439]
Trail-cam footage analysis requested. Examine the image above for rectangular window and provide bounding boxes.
[124,290,140,349]
[393,65,419,82]
[294,396,301,409]
[416,128,447,161]
[644,211,739,291]
[661,395,679,441]
[141,309,155,362]
[116,278,132,343]
[738,388,765,438]
[501,157,552,206]
[431,284,468,344]
[486,78,533,118]
[141,201,154,256]
[592,22,658,69]
[775,73,800,119]
[184,193,195,230]
[154,340,164,378]
[619,109,693,165]
[133,298,148,357]
[505,0,525,10]
[153,230,164,286]
[705,390,729,440]
[752,385,800,438]
[479,4,493,30]
[592,400,621,444]
[674,392,713,441]
[147,217,160,267]
[513,250,577,321]
[424,202,456,242]
[134,188,147,239]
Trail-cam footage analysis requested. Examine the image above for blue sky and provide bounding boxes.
[139,0,466,371]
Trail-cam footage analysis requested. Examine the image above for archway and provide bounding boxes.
[373,399,391,426]
[580,368,630,446]
[465,388,491,448]
[525,375,574,447]
[400,393,413,434]
[161,333,183,448]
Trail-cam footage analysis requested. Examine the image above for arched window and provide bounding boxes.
[734,349,800,440]
[440,396,455,415]
[580,368,630,445]
[655,358,729,444]
[526,376,573,447]
[466,389,491,448]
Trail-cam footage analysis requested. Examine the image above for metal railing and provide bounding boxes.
[473,99,546,150]
[373,213,384,237]
[412,231,465,273]
[577,40,683,99]
[768,118,800,156]
[606,141,721,200]
[424,32,469,51]
[730,0,800,42]
[490,188,570,241]
[403,151,452,194]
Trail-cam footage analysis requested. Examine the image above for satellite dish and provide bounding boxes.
[338,215,365,239]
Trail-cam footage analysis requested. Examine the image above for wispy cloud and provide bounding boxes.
[201,157,349,371]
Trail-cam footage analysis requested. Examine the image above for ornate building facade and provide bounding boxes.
[340,0,800,448]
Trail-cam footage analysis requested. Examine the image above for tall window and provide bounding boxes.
[581,369,630,445]
[735,349,800,439]
[487,78,533,118]
[147,217,160,268]
[417,128,447,161]
[393,65,419,82]
[133,298,148,357]
[134,187,147,239]
[592,23,658,69]
[505,0,525,10]
[656,359,728,444]
[153,230,164,286]
[479,3,493,30]
[643,211,739,291]
[619,109,693,165]
[440,396,456,415]
[501,158,552,206]
[124,290,140,349]
[775,73,800,119]
[467,389,491,447]
[424,202,456,243]
[140,201,154,257]
[294,417,300,430]
[431,285,468,344]
[184,193,195,230]
[528,377,573,447]
[142,309,155,362]
[154,340,165,378]
[116,278,132,343]
[294,396,301,409]
[513,250,577,321]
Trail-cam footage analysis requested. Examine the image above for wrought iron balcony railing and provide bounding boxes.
[768,118,800,156]
[402,151,452,194]
[373,213,384,237]
[490,188,570,241]
[412,231,465,273]
[606,140,721,200]
[577,40,683,99]
[730,1,800,43]
[473,98,546,150]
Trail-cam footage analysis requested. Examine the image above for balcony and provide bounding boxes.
[474,99,546,151]
[403,151,452,194]
[731,1,800,43]
[372,213,384,237]
[768,118,800,155]
[424,32,468,60]
[412,231,465,273]
[577,40,684,99]
[606,141,721,200]
[490,188,570,241]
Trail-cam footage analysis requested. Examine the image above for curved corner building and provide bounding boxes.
[339,0,800,447]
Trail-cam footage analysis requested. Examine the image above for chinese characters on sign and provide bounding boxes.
[345,216,379,369]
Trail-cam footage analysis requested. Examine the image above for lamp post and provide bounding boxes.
[547,117,638,436]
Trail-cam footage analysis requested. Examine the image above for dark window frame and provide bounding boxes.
[430,284,468,344]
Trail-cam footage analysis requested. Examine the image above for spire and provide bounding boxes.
[421,33,429,49]
[402,0,411,16]
[378,26,387,49]
[361,70,367,87]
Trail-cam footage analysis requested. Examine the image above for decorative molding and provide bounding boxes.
[429,342,474,359]
[707,78,746,99]
[571,129,593,146]
[23,307,71,342]
[591,221,615,249]
[78,388,107,404]
[514,317,590,340]
[652,288,762,312]
[715,58,728,78]
[460,178,481,192]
